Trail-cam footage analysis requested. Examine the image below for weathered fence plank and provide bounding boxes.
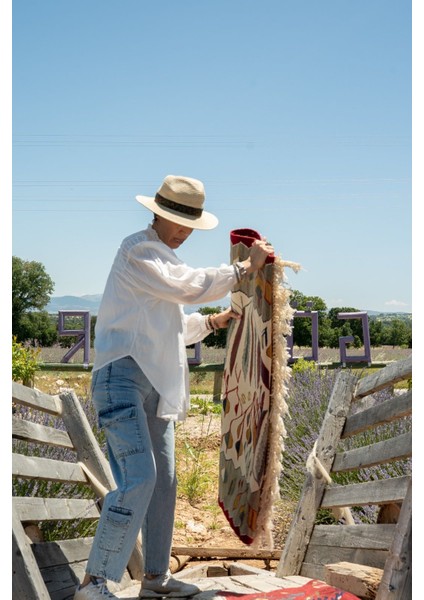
[13,381,62,415]
[13,453,88,484]
[309,524,396,550]
[13,496,100,522]
[321,476,410,509]
[332,432,411,471]
[12,416,74,448]
[342,390,411,437]
[353,356,411,399]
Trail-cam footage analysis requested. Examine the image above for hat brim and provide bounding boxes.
[135,195,219,230]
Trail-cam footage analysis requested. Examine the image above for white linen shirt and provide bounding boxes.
[93,225,237,421]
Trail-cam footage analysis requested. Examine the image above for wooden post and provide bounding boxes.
[376,479,412,600]
[213,370,223,402]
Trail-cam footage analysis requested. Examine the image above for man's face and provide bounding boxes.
[153,215,194,249]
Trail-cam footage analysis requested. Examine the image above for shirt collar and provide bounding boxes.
[146,223,161,242]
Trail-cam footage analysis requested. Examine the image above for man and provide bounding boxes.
[74,175,274,600]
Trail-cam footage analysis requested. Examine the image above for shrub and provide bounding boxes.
[12,336,41,386]
[291,357,317,374]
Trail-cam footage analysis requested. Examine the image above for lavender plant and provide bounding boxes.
[280,367,337,502]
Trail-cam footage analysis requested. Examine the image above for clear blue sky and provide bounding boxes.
[9,0,414,313]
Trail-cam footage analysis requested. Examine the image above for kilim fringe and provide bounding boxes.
[252,257,301,549]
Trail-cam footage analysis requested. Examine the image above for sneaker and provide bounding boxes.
[139,571,201,598]
[74,576,118,599]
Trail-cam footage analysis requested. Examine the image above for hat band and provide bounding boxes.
[155,193,203,217]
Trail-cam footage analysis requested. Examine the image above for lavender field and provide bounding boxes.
[38,344,412,366]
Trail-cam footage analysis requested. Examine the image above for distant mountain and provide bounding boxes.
[367,311,412,322]
[46,295,411,320]
[366,310,408,316]
[46,295,103,315]
[80,294,103,303]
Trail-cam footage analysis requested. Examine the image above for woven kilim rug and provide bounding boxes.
[219,228,300,546]
[219,579,361,599]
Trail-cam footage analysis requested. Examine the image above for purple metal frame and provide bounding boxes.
[287,302,319,363]
[58,310,91,366]
[337,311,372,365]
[187,341,202,366]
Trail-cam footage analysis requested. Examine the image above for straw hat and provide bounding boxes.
[136,175,218,230]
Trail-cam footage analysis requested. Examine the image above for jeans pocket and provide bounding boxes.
[98,505,133,552]
[98,403,144,457]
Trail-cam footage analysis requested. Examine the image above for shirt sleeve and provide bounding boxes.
[183,312,212,345]
[126,241,237,305]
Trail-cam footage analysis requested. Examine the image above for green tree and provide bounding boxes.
[12,256,54,341]
[384,319,411,348]
[369,319,384,346]
[289,290,327,347]
[316,315,334,348]
[19,311,58,346]
[327,307,363,348]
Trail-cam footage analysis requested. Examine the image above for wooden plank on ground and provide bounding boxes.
[118,573,316,600]
[230,574,283,592]
[325,561,383,600]
[332,432,412,472]
[342,391,412,437]
[228,563,277,576]
[353,357,411,400]
[172,546,281,560]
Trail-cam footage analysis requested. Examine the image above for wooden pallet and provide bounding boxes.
[276,356,412,599]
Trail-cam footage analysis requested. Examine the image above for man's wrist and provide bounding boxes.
[205,314,219,332]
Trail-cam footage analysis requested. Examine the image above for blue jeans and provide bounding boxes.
[86,356,177,583]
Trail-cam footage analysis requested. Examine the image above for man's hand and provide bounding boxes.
[243,239,274,274]
[210,307,241,330]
